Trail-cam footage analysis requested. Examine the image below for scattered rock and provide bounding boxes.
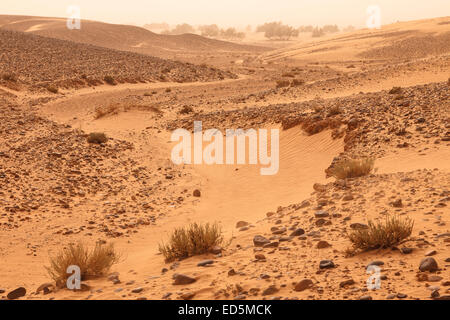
[319,260,335,269]
[36,283,54,295]
[315,211,329,218]
[316,240,331,249]
[350,223,369,230]
[339,279,355,288]
[236,221,249,228]
[253,235,270,247]
[262,285,279,296]
[419,257,438,272]
[131,287,144,294]
[180,292,196,300]
[294,279,313,292]
[173,274,196,285]
[7,287,26,300]
[290,228,305,237]
[197,260,214,267]
[401,247,413,254]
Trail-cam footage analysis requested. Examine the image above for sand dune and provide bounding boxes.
[0,15,268,61]
[261,17,450,63]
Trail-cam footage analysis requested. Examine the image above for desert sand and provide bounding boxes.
[0,15,449,301]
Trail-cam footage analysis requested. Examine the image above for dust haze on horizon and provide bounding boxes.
[1,0,449,28]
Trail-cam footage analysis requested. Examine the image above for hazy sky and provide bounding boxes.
[1,0,449,27]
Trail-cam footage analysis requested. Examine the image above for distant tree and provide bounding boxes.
[322,24,340,33]
[199,24,220,37]
[311,27,325,38]
[220,27,245,40]
[162,23,195,35]
[257,22,299,40]
[298,25,314,33]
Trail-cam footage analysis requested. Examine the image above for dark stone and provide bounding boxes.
[173,274,196,285]
[419,257,438,272]
[7,287,26,300]
[253,235,270,247]
[290,228,305,237]
[197,260,214,267]
[319,260,335,269]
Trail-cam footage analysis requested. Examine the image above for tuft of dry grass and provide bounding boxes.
[291,78,305,87]
[389,86,402,94]
[329,158,375,179]
[159,222,223,262]
[94,103,161,119]
[47,85,59,94]
[301,118,341,135]
[87,132,108,144]
[104,75,116,85]
[348,215,414,252]
[276,79,290,89]
[2,73,17,82]
[46,242,120,284]
[327,105,342,117]
[179,105,194,114]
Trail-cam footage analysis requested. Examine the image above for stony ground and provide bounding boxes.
[0,30,236,92]
[0,17,449,301]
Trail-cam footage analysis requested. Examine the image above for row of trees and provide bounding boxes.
[147,22,355,40]
[160,23,245,39]
[198,25,245,39]
[258,22,345,40]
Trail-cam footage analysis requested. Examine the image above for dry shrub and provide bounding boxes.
[47,85,58,94]
[276,80,290,89]
[329,157,375,179]
[159,222,223,262]
[327,105,342,117]
[94,103,161,119]
[389,86,402,94]
[281,116,304,130]
[94,104,120,119]
[87,132,108,144]
[282,72,295,78]
[179,105,194,114]
[2,73,17,82]
[348,215,414,251]
[301,118,341,135]
[46,242,120,283]
[104,75,116,85]
[291,79,305,87]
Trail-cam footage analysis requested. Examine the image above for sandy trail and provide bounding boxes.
[37,86,345,286]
